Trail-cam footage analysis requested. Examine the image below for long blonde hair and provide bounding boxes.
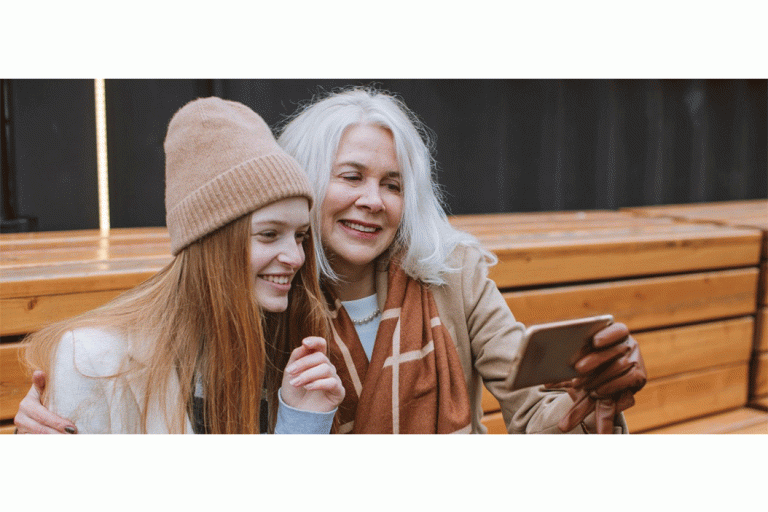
[24,212,329,434]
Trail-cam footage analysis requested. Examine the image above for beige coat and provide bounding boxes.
[375,244,628,434]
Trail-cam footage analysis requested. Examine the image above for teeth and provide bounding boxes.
[261,275,291,285]
[342,220,377,233]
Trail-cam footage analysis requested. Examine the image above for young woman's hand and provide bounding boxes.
[280,337,345,413]
[14,370,78,434]
[547,322,647,434]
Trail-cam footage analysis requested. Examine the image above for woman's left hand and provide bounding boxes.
[280,336,345,413]
[547,322,647,434]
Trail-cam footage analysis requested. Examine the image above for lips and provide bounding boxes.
[339,219,381,234]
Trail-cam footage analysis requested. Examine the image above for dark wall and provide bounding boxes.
[2,79,765,232]
[3,79,100,231]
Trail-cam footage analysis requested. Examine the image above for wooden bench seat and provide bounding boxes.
[451,210,761,289]
[3,203,765,434]
[1,228,171,337]
[643,407,768,434]
[462,205,763,434]
[624,200,768,408]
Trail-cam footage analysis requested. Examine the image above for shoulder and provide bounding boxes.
[56,327,130,378]
[430,244,491,308]
[441,244,491,288]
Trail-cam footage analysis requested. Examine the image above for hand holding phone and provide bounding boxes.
[510,314,614,390]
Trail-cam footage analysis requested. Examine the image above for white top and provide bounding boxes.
[49,327,334,434]
[341,294,380,360]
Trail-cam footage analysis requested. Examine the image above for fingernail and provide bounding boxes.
[64,426,76,434]
[285,364,296,374]
[289,377,300,386]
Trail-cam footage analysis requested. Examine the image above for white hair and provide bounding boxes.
[276,87,496,285]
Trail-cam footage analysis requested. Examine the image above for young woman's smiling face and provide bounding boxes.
[249,197,310,312]
[320,124,404,279]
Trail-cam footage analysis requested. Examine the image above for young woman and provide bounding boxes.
[275,87,646,434]
[16,97,343,434]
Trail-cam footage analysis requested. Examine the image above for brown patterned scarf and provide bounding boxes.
[326,261,472,434]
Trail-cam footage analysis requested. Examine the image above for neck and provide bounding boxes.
[331,262,376,301]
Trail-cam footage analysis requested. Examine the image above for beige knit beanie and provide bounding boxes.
[164,97,313,255]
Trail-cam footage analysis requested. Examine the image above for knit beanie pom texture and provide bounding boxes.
[164,97,313,255]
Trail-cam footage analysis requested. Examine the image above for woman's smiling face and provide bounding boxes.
[320,123,404,278]
[249,197,310,312]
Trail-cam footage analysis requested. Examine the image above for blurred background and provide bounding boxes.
[1,78,766,233]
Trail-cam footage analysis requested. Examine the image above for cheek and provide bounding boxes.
[387,196,405,226]
[248,241,269,273]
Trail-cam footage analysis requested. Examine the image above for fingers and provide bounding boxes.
[615,390,635,412]
[582,342,647,396]
[14,382,78,434]
[284,336,329,370]
[591,322,630,349]
[594,399,617,434]
[287,356,337,389]
[575,339,631,374]
[557,389,593,432]
[16,371,77,434]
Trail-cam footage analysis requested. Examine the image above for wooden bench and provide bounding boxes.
[452,206,767,433]
[0,228,171,432]
[623,199,768,413]
[3,202,767,434]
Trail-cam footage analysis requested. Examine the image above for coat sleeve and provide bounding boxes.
[458,246,627,434]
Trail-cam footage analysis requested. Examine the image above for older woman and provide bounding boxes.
[276,87,645,434]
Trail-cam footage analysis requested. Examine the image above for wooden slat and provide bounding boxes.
[624,363,749,432]
[503,268,758,331]
[761,261,768,306]
[1,263,164,300]
[751,397,768,411]
[0,423,16,435]
[728,422,768,434]
[0,289,128,337]
[752,352,768,398]
[2,243,171,267]
[481,385,500,414]
[485,229,760,289]
[0,342,28,421]
[480,412,508,434]
[644,407,768,434]
[635,317,753,380]
[757,307,768,352]
[449,209,763,289]
[0,227,169,248]
[623,199,767,221]
[623,200,768,257]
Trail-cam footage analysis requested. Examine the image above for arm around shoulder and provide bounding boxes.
[47,328,138,434]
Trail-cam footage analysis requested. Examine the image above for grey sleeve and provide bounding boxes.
[273,389,336,434]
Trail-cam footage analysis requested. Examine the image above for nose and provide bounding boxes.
[354,181,385,213]
[277,239,305,269]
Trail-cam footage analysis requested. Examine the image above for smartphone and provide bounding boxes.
[510,314,614,390]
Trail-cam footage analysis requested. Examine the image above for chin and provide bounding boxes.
[256,298,289,313]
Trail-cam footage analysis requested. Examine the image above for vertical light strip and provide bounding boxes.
[94,79,110,237]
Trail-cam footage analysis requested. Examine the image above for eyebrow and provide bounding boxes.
[251,220,310,230]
